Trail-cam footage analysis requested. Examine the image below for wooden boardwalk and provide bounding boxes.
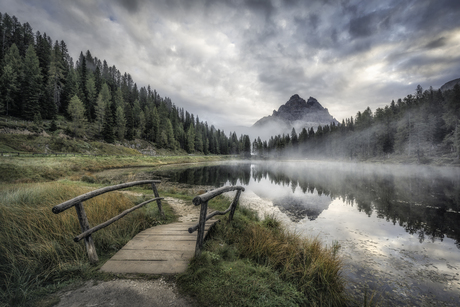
[100,219,218,275]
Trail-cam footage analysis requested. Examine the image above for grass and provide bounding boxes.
[0,182,176,307]
[0,146,349,306]
[0,154,232,183]
[177,196,348,307]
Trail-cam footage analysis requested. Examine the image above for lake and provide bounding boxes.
[98,160,460,305]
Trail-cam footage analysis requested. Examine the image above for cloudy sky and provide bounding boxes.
[2,0,460,128]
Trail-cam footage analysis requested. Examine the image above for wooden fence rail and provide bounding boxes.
[52,180,163,263]
[189,185,245,257]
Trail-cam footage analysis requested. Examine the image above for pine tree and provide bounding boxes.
[67,95,86,137]
[138,110,146,138]
[86,75,96,121]
[115,106,126,141]
[95,83,111,134]
[204,138,209,155]
[0,64,18,116]
[166,118,176,149]
[125,103,134,140]
[186,125,195,153]
[195,130,203,153]
[152,106,160,143]
[61,67,79,118]
[2,44,22,116]
[35,32,53,118]
[102,102,114,143]
[77,52,89,118]
[46,41,65,119]
[243,135,251,157]
[22,44,42,120]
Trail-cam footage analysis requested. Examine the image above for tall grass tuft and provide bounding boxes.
[0,182,165,306]
[178,209,348,306]
[237,223,345,305]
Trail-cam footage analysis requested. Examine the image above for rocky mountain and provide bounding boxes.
[440,78,460,92]
[252,94,339,139]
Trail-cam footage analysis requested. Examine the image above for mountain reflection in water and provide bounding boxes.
[152,161,460,304]
[159,161,460,248]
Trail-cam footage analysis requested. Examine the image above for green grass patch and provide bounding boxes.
[177,206,348,306]
[0,155,232,183]
[0,182,176,307]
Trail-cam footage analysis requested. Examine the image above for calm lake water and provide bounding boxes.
[98,160,460,305]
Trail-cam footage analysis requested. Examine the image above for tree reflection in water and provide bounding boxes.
[159,162,460,248]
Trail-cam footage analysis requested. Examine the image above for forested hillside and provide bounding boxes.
[254,84,460,162]
[0,12,252,155]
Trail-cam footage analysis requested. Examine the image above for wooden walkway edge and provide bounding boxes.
[100,219,218,275]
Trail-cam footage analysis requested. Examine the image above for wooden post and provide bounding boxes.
[228,189,242,223]
[74,202,98,263]
[151,183,164,217]
[195,201,208,257]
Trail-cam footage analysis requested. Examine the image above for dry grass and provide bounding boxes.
[0,154,232,183]
[178,209,347,307]
[237,221,345,305]
[0,182,168,306]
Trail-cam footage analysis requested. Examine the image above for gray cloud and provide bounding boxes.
[116,0,141,13]
[2,0,460,128]
[424,37,447,50]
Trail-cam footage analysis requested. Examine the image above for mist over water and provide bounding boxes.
[156,160,460,305]
[162,161,460,246]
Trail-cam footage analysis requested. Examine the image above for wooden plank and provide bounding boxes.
[110,250,193,261]
[135,233,196,237]
[128,235,197,241]
[140,226,214,234]
[100,220,220,274]
[121,240,196,250]
[100,260,189,274]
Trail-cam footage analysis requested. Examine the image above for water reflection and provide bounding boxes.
[152,161,460,304]
[158,161,460,248]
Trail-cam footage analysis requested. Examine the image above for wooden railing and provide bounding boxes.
[52,180,163,263]
[189,185,245,257]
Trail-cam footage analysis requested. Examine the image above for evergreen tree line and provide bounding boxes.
[0,12,252,155]
[254,84,460,160]
[249,163,460,245]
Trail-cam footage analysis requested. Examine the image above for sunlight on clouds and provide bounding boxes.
[364,63,385,82]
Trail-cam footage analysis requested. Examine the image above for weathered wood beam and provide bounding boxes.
[75,202,98,263]
[194,201,208,257]
[228,189,242,223]
[74,197,163,242]
[192,186,245,206]
[52,180,161,214]
[188,205,232,233]
[151,183,164,217]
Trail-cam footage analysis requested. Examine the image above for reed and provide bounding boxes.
[0,182,168,306]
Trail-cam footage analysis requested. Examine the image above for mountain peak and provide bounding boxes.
[273,95,326,120]
[252,95,338,139]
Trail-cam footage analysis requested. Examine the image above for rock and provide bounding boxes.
[440,78,460,92]
[252,94,339,139]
